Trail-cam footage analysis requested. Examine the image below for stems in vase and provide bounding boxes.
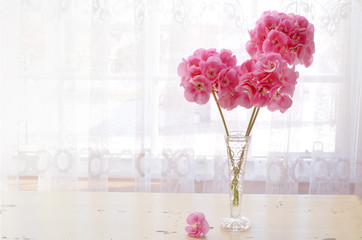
[236,107,260,176]
[212,93,260,207]
[232,107,260,206]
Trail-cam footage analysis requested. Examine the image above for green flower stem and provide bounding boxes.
[246,107,260,137]
[211,91,231,160]
[246,107,256,137]
[212,90,229,137]
[230,152,243,206]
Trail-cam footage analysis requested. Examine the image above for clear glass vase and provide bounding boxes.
[220,131,251,232]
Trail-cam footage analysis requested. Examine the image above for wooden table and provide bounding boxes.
[1,191,362,240]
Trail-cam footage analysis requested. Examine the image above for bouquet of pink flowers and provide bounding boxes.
[179,11,315,235]
[177,11,315,137]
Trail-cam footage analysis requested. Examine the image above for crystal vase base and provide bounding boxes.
[220,216,251,232]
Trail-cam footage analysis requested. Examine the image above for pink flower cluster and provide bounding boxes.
[177,48,240,109]
[246,11,315,67]
[178,48,299,113]
[177,11,314,113]
[237,53,299,113]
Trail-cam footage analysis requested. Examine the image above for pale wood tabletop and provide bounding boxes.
[1,191,362,240]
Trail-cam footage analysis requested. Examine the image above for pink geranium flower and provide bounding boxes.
[255,52,285,73]
[218,90,241,110]
[219,49,237,67]
[278,66,299,87]
[193,48,218,61]
[215,68,238,93]
[245,38,258,59]
[200,56,227,82]
[177,58,188,78]
[183,75,212,105]
[267,87,294,113]
[235,82,255,109]
[185,212,209,237]
[252,84,271,108]
[262,30,288,54]
[239,58,256,74]
[277,18,295,35]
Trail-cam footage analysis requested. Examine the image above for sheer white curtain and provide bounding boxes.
[1,0,361,195]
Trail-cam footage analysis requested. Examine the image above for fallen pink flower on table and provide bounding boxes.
[185,212,209,237]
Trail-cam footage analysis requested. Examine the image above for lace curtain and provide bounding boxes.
[1,0,361,196]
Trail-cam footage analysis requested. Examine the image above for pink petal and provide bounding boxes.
[240,59,256,74]
[253,92,270,107]
[218,91,239,111]
[220,49,237,67]
[267,101,279,112]
[279,95,293,110]
[177,60,188,77]
[186,212,205,225]
[185,225,197,235]
[184,87,197,103]
[195,91,211,105]
[246,40,258,58]
[188,56,201,66]
[237,93,253,109]
[189,66,202,78]
[201,219,210,235]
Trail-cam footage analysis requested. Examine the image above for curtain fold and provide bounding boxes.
[1,0,361,196]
